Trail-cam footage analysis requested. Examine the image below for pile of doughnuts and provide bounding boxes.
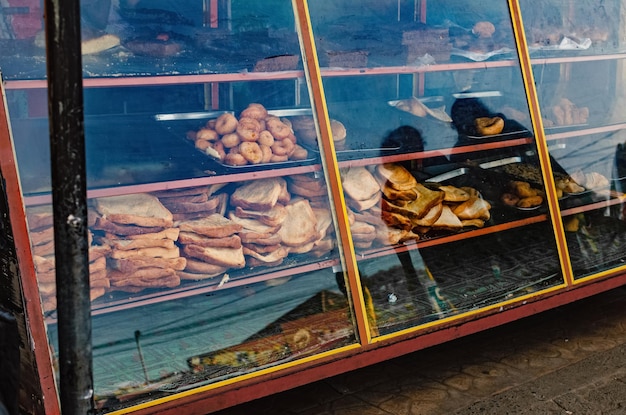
[189,103,309,166]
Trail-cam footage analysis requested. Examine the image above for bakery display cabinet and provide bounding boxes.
[1,0,626,414]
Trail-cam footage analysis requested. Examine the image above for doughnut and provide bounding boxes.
[266,117,292,140]
[284,132,297,144]
[260,144,272,163]
[270,154,289,163]
[289,144,308,160]
[224,152,247,166]
[214,113,238,135]
[205,119,217,129]
[501,192,520,206]
[239,103,268,120]
[186,130,197,141]
[271,137,295,156]
[236,117,261,142]
[221,133,240,149]
[258,130,275,147]
[474,116,504,136]
[196,128,219,141]
[239,142,263,164]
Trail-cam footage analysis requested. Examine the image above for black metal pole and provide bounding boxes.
[44,0,94,414]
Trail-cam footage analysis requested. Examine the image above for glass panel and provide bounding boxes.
[2,1,358,412]
[519,0,626,280]
[308,0,565,337]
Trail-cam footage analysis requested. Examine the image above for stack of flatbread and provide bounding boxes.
[92,193,183,292]
[287,174,336,257]
[339,166,383,249]
[27,205,111,312]
[287,173,328,208]
[176,213,245,280]
[153,184,228,221]
[377,163,491,238]
[228,177,291,266]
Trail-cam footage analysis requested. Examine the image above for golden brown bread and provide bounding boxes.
[95,193,174,228]
[278,199,320,247]
[374,163,418,191]
[230,177,287,211]
[341,166,381,202]
[182,244,245,268]
[177,213,243,238]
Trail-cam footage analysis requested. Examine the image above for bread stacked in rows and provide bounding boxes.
[176,213,245,280]
[27,205,111,312]
[92,193,184,292]
[152,184,227,221]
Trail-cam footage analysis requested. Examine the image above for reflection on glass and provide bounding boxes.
[520,0,626,280]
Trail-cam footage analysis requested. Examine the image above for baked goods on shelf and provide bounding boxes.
[189,103,308,166]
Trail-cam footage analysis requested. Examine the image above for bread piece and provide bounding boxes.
[92,217,165,236]
[106,237,177,251]
[160,195,222,214]
[177,269,226,281]
[380,209,413,230]
[381,183,418,202]
[105,228,179,241]
[95,194,174,228]
[381,184,445,220]
[411,202,443,227]
[278,199,320,247]
[34,255,55,274]
[182,244,245,268]
[30,226,54,246]
[177,213,243,238]
[242,246,289,262]
[110,246,180,260]
[287,181,328,198]
[178,232,242,249]
[230,177,287,211]
[26,205,53,231]
[375,225,409,246]
[234,204,288,227]
[346,191,382,212]
[374,163,418,191]
[227,213,281,234]
[451,197,491,221]
[109,268,180,288]
[431,205,463,232]
[109,256,187,273]
[341,166,381,202]
[242,242,282,254]
[238,230,283,245]
[434,185,471,203]
[183,258,229,275]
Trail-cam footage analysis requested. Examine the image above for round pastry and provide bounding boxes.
[266,117,292,140]
[196,128,219,141]
[258,130,275,147]
[289,144,309,160]
[475,116,505,136]
[260,144,273,163]
[214,113,238,135]
[224,152,247,166]
[472,21,496,38]
[271,137,295,156]
[239,142,263,164]
[501,192,520,206]
[330,119,347,141]
[220,133,240,149]
[270,154,289,163]
[239,103,268,120]
[236,117,261,142]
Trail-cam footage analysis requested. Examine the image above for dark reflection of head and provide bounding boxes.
[382,126,424,153]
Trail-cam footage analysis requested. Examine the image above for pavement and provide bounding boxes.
[211,285,626,415]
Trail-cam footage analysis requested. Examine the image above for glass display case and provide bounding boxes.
[1,1,625,414]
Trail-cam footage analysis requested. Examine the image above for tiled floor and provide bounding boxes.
[211,285,626,415]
